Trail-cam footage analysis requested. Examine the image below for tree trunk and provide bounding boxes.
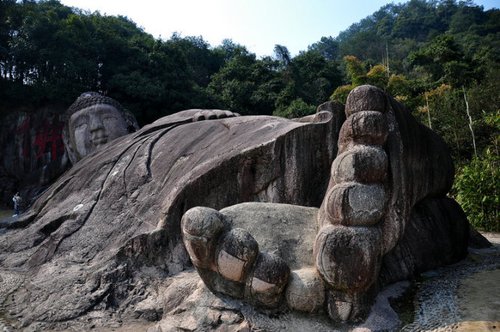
[463,86,477,158]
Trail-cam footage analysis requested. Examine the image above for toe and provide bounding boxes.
[182,207,229,269]
[246,252,290,308]
[338,111,388,152]
[314,225,381,292]
[332,145,388,184]
[286,267,325,313]
[193,111,206,121]
[345,85,387,116]
[216,228,259,283]
[323,182,387,227]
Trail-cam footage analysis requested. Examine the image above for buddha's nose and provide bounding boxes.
[89,116,104,132]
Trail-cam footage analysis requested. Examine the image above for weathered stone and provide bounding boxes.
[221,202,319,269]
[246,252,290,307]
[322,182,387,226]
[217,229,259,283]
[379,197,470,285]
[0,86,481,330]
[286,267,325,313]
[0,107,68,208]
[62,92,139,164]
[315,85,457,321]
[182,85,474,325]
[182,207,229,269]
[338,111,389,151]
[331,145,388,184]
[314,225,382,292]
[0,106,343,329]
[345,84,387,115]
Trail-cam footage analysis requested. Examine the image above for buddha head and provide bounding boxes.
[63,92,139,164]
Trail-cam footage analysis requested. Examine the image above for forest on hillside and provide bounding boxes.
[0,0,498,230]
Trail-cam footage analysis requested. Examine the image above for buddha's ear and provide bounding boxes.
[123,110,139,133]
[62,127,78,165]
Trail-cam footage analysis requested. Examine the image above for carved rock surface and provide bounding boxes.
[180,86,476,325]
[0,110,343,329]
[0,107,68,208]
[221,202,319,270]
[219,200,469,292]
[380,197,470,285]
[172,200,469,331]
[0,89,477,330]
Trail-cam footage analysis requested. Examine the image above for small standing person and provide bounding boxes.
[12,192,21,217]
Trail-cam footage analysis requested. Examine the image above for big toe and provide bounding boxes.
[182,207,290,308]
[182,207,229,269]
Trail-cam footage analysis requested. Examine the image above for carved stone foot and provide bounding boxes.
[181,85,455,323]
[193,110,239,121]
[181,206,290,308]
[315,85,454,322]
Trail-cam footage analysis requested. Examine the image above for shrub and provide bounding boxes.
[454,148,499,232]
[330,84,354,104]
[273,98,315,119]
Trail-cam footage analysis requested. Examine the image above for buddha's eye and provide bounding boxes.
[103,115,117,122]
[74,121,88,130]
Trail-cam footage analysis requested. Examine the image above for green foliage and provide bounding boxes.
[0,1,345,122]
[308,36,339,60]
[454,148,499,231]
[1,0,498,227]
[268,47,342,116]
[291,50,342,106]
[327,0,499,233]
[343,55,366,86]
[366,64,389,89]
[273,98,315,119]
[332,58,389,103]
[330,84,354,104]
[207,48,283,115]
[0,0,497,168]
[408,34,480,86]
[387,74,411,98]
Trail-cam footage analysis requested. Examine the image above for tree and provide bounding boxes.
[207,50,282,115]
[274,44,291,68]
[343,55,366,86]
[308,36,339,60]
[409,34,479,86]
[290,50,342,106]
[273,98,315,119]
[366,64,389,89]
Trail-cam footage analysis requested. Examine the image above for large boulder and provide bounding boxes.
[164,199,469,331]
[0,86,483,330]
[0,108,344,329]
[179,85,479,325]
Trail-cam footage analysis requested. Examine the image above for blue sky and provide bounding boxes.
[59,0,498,57]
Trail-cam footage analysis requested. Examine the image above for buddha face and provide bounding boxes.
[69,104,129,159]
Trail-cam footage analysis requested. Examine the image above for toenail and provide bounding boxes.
[216,228,258,282]
[247,252,289,307]
[326,183,386,226]
[218,250,248,281]
[338,111,388,152]
[314,225,381,292]
[332,146,388,183]
[345,85,387,116]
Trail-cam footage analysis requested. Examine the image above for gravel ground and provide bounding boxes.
[401,233,500,332]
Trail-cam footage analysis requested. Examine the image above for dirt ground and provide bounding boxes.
[455,232,500,332]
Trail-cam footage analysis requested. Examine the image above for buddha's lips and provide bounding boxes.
[92,136,108,146]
